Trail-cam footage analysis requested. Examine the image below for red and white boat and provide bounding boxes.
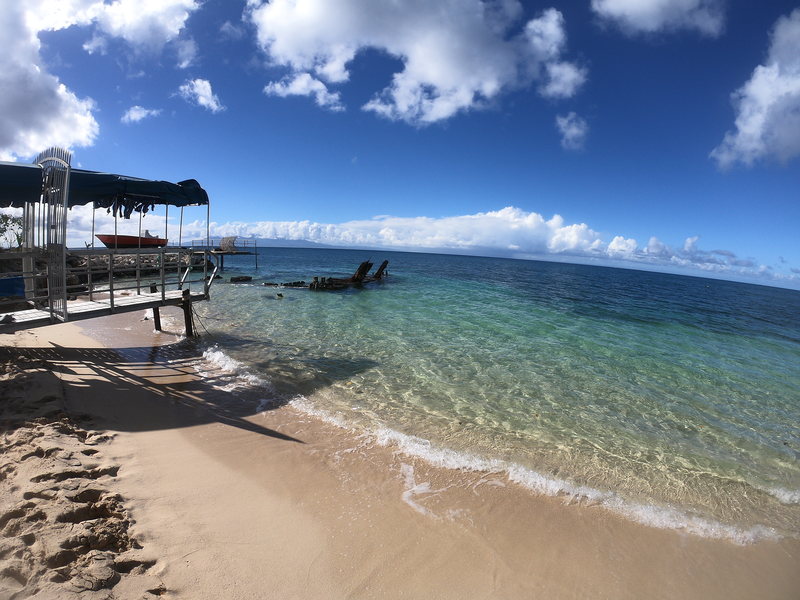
[95,231,167,248]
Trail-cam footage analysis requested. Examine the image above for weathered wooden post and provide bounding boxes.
[373,260,389,279]
[352,260,373,283]
[149,283,162,331]
[181,288,194,337]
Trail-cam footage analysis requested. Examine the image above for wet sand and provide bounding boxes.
[2,310,799,599]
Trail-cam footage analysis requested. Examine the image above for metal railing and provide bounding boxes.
[186,238,258,252]
[0,247,218,322]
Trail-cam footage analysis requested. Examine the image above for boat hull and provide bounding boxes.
[95,234,167,249]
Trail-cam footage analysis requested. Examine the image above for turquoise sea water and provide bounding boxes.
[190,248,800,542]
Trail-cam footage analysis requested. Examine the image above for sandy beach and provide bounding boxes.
[2,309,799,599]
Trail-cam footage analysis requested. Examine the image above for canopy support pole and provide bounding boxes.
[89,207,96,300]
[136,211,142,293]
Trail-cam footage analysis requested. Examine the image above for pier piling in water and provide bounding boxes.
[150,283,162,331]
[181,288,194,337]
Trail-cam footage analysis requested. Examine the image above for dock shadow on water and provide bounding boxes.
[193,333,382,398]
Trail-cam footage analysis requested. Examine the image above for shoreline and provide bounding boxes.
[2,311,799,598]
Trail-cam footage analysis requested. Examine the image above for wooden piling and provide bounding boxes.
[373,260,389,279]
[150,283,162,331]
[181,288,194,337]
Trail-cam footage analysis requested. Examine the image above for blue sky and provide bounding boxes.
[2,1,799,288]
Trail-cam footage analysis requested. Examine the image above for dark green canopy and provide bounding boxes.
[0,162,44,206]
[0,162,209,216]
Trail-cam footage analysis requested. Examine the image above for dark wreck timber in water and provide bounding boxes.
[263,260,389,290]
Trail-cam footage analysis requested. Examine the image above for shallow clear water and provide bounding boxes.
[190,248,800,541]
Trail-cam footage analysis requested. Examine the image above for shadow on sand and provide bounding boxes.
[1,339,377,445]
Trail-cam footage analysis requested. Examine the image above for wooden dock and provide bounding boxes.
[1,147,217,337]
[1,247,218,336]
[1,288,207,334]
[188,237,257,271]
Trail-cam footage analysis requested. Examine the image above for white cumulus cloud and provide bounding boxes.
[175,38,198,69]
[591,0,725,36]
[178,79,226,112]
[121,106,162,124]
[247,0,586,125]
[201,212,793,284]
[643,234,737,269]
[57,205,797,286]
[524,9,589,100]
[0,0,200,160]
[77,0,201,56]
[556,112,589,150]
[204,207,617,259]
[710,9,800,168]
[608,235,639,257]
[540,62,589,99]
[220,21,246,41]
[0,3,99,160]
[264,73,345,111]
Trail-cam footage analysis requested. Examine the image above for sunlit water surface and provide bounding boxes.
[187,248,800,542]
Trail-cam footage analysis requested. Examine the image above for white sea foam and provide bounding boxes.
[400,463,433,516]
[604,497,781,544]
[374,427,507,474]
[197,345,280,405]
[763,486,800,505]
[288,395,351,429]
[505,464,609,503]
[285,397,783,545]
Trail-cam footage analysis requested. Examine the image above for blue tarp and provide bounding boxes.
[0,276,25,297]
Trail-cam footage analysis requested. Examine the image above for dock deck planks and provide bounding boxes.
[1,289,208,333]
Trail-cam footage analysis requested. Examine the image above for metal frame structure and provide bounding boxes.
[0,148,218,334]
[37,147,71,322]
[188,237,258,271]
